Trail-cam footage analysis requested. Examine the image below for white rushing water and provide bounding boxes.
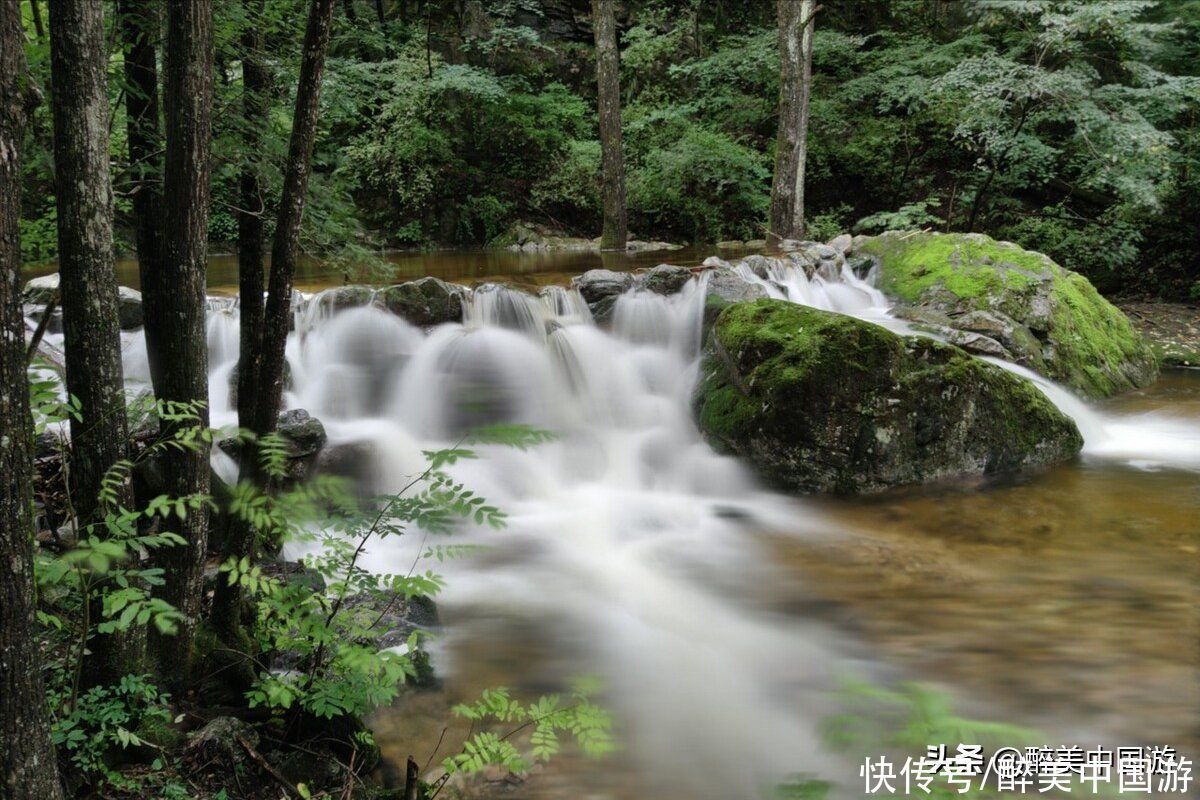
[28,253,1194,796]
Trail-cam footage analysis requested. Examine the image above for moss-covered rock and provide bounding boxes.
[377,276,466,327]
[856,232,1158,398]
[694,300,1082,494]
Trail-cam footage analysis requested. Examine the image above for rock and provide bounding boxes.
[184,717,264,790]
[626,239,682,253]
[23,273,59,305]
[703,268,769,331]
[314,285,375,314]
[828,233,854,256]
[715,240,744,249]
[377,277,467,327]
[891,304,954,329]
[117,286,143,329]
[702,255,731,268]
[228,359,291,409]
[571,269,634,304]
[745,239,767,249]
[276,408,327,462]
[694,299,1083,494]
[22,274,142,329]
[943,329,1013,359]
[857,232,1158,397]
[587,294,619,327]
[640,264,693,295]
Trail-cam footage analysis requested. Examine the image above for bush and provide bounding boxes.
[629,127,769,242]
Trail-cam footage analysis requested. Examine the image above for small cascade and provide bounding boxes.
[464,283,549,338]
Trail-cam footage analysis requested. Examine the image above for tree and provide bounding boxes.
[145,0,216,681]
[118,0,165,388]
[591,0,627,250]
[770,0,816,241]
[50,0,142,684]
[1,0,65,796]
[218,0,337,630]
[212,0,271,638]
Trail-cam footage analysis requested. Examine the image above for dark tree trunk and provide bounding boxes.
[251,0,336,438]
[375,0,386,25]
[212,0,271,638]
[591,0,627,251]
[343,0,357,21]
[146,0,215,683]
[50,0,143,685]
[769,0,815,241]
[118,0,166,390]
[29,0,44,39]
[1,2,65,797]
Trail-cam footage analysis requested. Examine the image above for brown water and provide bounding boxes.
[23,244,757,295]
[369,371,1200,797]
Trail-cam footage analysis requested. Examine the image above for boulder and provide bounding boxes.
[276,408,327,460]
[316,285,375,313]
[22,274,142,329]
[856,232,1158,397]
[694,299,1083,494]
[702,268,769,330]
[640,264,693,295]
[828,233,854,256]
[571,269,634,304]
[377,277,466,327]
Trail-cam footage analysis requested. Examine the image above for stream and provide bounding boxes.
[35,248,1199,797]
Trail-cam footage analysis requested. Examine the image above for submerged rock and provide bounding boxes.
[694,299,1083,494]
[377,276,466,326]
[856,232,1158,397]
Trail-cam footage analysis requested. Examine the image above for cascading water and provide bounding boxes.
[60,252,1193,797]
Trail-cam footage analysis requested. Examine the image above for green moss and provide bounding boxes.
[859,232,1158,397]
[858,232,1046,306]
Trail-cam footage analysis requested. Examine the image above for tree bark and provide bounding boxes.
[769,0,816,241]
[251,0,336,439]
[591,0,627,251]
[1,1,65,796]
[118,0,166,390]
[146,0,215,683]
[50,0,143,685]
[343,0,357,22]
[212,0,271,638]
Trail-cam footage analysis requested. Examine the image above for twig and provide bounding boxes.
[237,733,303,798]
[26,291,58,363]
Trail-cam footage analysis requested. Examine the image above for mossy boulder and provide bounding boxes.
[377,276,466,326]
[694,300,1083,494]
[856,232,1157,398]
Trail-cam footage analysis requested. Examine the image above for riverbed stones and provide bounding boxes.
[377,276,466,326]
[694,299,1083,494]
[856,232,1158,397]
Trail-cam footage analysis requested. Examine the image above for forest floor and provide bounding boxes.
[1116,298,1200,367]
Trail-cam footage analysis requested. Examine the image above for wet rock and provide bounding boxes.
[317,285,375,313]
[378,277,467,326]
[640,264,693,295]
[828,233,854,256]
[857,232,1158,397]
[715,240,744,249]
[23,274,142,329]
[315,439,378,491]
[227,359,291,409]
[892,304,954,329]
[943,329,1013,359]
[277,409,326,459]
[23,273,60,305]
[571,269,634,304]
[745,239,767,249]
[117,286,143,329]
[702,268,769,331]
[694,299,1083,494]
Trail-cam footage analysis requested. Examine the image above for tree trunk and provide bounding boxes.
[591,0,627,251]
[29,0,44,39]
[118,0,166,390]
[50,0,143,685]
[374,0,386,25]
[343,0,357,21]
[212,0,271,639]
[1,2,65,796]
[146,0,215,683]
[251,0,336,439]
[769,0,815,241]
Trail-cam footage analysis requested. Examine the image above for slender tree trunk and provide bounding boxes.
[50,0,143,685]
[119,0,166,390]
[212,0,271,638]
[29,0,44,39]
[375,0,386,25]
[252,0,336,439]
[146,0,215,683]
[591,0,627,251]
[769,0,816,241]
[1,2,65,797]
[343,0,357,21]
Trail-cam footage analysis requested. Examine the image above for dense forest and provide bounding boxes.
[3,1,1199,799]
[14,0,1200,295]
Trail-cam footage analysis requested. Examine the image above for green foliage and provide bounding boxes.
[434,684,614,783]
[50,675,174,789]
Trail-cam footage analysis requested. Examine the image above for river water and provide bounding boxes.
[32,248,1200,797]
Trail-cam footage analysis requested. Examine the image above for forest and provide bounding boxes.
[2,1,1199,799]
